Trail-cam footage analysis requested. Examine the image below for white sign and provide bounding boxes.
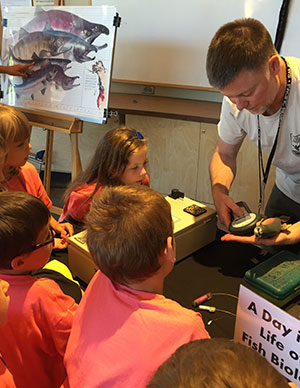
[234,285,300,385]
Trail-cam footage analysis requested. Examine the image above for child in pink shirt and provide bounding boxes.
[0,104,73,245]
[0,278,14,388]
[64,185,210,388]
[59,126,149,232]
[0,136,15,387]
[0,105,82,302]
[0,191,77,388]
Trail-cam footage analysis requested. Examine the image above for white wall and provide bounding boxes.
[93,0,286,88]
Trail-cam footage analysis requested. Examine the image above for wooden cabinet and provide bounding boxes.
[126,115,275,213]
[196,123,219,204]
[126,114,200,198]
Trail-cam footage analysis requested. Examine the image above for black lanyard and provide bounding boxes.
[257,57,291,214]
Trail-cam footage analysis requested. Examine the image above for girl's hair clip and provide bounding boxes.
[136,131,144,139]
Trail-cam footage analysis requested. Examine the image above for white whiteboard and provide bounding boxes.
[92,0,299,89]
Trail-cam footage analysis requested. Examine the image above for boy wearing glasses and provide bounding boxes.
[0,191,77,388]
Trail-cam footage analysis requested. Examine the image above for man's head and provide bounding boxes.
[206,18,277,90]
[0,191,52,272]
[86,185,174,285]
[147,338,290,388]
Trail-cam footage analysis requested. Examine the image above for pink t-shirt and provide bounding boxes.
[5,162,52,208]
[64,271,209,388]
[0,274,77,388]
[59,175,150,223]
[59,182,103,222]
[0,357,15,387]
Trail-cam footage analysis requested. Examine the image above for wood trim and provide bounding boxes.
[112,79,217,92]
[109,93,221,124]
[19,107,83,134]
[50,205,63,216]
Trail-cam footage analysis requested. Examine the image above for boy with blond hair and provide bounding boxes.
[64,185,209,388]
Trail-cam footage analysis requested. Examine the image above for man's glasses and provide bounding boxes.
[26,227,55,254]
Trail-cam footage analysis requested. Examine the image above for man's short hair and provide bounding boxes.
[206,18,277,89]
[86,185,173,284]
[147,338,289,388]
[0,191,50,269]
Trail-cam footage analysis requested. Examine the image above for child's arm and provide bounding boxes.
[54,237,68,250]
[50,215,74,239]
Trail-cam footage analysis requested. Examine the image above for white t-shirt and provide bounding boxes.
[218,56,300,204]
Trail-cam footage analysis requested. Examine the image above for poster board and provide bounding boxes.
[0,0,31,9]
[234,285,300,385]
[92,0,299,89]
[1,5,118,123]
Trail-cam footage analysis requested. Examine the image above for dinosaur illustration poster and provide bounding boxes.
[1,5,117,123]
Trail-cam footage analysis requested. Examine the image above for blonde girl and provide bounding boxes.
[0,104,73,244]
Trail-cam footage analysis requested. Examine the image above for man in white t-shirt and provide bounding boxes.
[206,17,300,246]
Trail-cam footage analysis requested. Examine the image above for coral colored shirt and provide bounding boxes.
[64,272,210,388]
[59,175,150,223]
[0,274,77,388]
[0,357,15,387]
[5,162,52,208]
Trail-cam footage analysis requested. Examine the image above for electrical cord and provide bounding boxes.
[197,305,236,317]
[192,292,237,326]
[192,292,237,307]
[211,292,238,299]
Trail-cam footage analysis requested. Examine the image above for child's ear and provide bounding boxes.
[163,236,176,264]
[11,256,26,271]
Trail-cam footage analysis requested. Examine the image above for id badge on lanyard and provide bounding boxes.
[257,57,291,214]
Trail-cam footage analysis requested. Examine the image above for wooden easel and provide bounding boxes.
[19,107,83,201]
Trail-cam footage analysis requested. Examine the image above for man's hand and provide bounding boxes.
[221,221,300,246]
[213,190,244,228]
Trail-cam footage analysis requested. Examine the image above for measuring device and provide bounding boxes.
[228,201,286,238]
[228,201,262,236]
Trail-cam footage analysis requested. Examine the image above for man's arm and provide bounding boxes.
[210,138,244,228]
[221,221,300,246]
